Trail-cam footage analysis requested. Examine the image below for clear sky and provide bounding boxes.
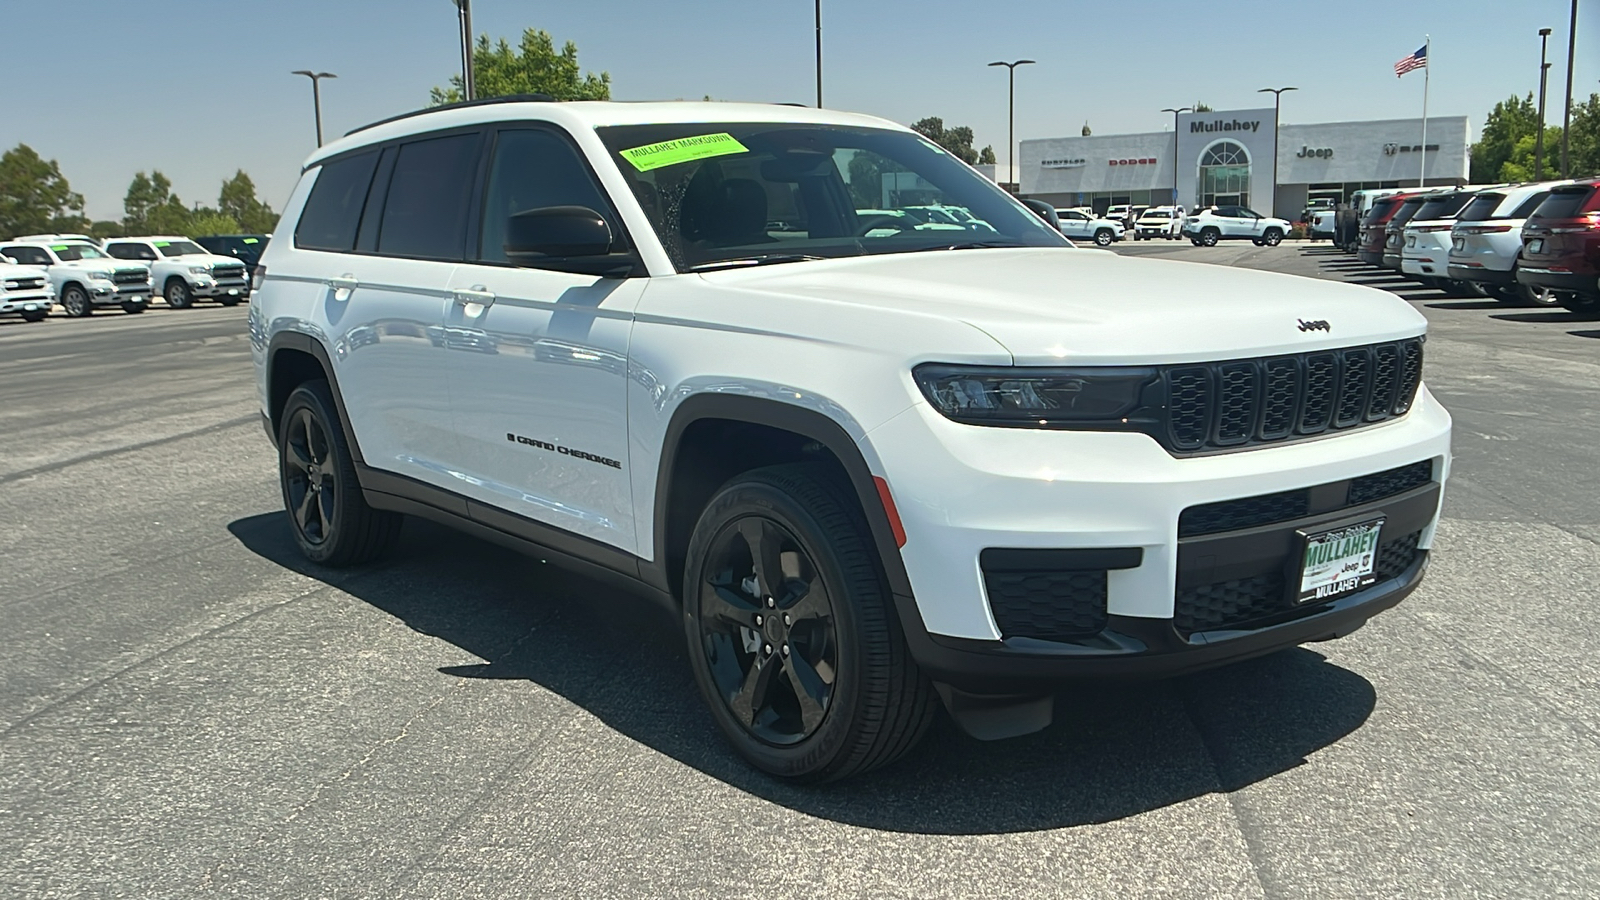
[3,0,1594,222]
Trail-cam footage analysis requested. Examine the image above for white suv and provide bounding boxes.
[104,236,251,307]
[251,99,1451,781]
[1446,182,1570,306]
[1133,206,1185,240]
[1052,209,1123,245]
[1182,206,1294,246]
[0,240,151,316]
[1400,187,1503,290]
[0,255,56,321]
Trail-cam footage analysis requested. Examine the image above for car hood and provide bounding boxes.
[53,259,142,272]
[160,252,238,265]
[2,264,50,279]
[700,248,1426,365]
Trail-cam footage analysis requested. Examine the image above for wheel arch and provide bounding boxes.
[649,394,913,607]
[265,331,364,464]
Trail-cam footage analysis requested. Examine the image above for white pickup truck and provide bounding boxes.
[0,256,56,321]
[104,236,251,308]
[0,240,151,316]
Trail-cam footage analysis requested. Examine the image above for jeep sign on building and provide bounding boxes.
[1021,108,1469,218]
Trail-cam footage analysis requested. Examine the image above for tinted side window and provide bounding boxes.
[294,150,380,252]
[105,243,136,259]
[477,129,620,266]
[1510,191,1549,219]
[4,247,50,266]
[377,133,481,260]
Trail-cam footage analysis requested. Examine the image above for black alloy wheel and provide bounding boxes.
[698,515,837,746]
[165,279,193,309]
[61,285,91,317]
[683,464,935,781]
[277,380,401,566]
[1200,228,1220,246]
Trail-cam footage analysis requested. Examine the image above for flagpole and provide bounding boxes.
[1418,35,1430,187]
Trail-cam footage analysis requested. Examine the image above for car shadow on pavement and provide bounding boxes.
[1491,310,1600,324]
[1424,300,1502,310]
[1570,330,1600,339]
[229,511,1377,835]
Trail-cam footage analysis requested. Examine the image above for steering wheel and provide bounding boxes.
[854,215,921,236]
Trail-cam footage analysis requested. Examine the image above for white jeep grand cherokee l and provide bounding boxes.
[104,236,251,308]
[250,99,1452,781]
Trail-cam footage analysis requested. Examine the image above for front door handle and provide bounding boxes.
[452,285,496,307]
[327,274,359,291]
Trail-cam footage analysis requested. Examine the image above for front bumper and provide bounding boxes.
[90,282,149,305]
[0,292,54,315]
[189,277,250,299]
[864,387,1451,689]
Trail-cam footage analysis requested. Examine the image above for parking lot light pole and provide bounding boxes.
[291,70,336,147]
[452,0,475,101]
[1257,87,1297,215]
[1161,107,1192,206]
[1560,0,1576,177]
[1537,28,1552,180]
[988,59,1034,194]
[815,0,823,107]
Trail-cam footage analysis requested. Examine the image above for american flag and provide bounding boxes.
[1394,45,1427,77]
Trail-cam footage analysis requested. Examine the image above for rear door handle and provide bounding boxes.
[452,284,496,307]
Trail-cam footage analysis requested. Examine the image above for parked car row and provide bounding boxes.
[0,232,269,322]
[1348,178,1600,313]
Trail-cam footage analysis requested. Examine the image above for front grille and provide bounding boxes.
[1162,339,1424,453]
[1174,529,1423,635]
[112,269,147,285]
[213,265,247,281]
[1178,460,1434,538]
[4,277,45,291]
[984,570,1108,641]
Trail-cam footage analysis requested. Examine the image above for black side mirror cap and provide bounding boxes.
[505,205,615,261]
[1020,198,1060,230]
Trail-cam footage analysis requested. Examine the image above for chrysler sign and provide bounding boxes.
[1041,157,1087,168]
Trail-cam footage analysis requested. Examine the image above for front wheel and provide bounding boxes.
[683,464,936,782]
[1200,228,1220,247]
[164,279,193,309]
[61,285,92,317]
[1261,228,1283,246]
[1094,229,1114,247]
[278,380,402,566]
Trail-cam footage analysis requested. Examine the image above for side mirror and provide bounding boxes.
[505,206,614,262]
[1020,198,1060,230]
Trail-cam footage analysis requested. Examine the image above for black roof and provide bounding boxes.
[344,93,556,137]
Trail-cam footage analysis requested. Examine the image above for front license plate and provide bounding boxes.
[1527,238,1544,254]
[1297,518,1384,603]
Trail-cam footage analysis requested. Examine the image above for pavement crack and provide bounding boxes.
[0,413,258,485]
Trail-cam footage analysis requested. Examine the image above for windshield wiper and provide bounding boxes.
[919,241,1027,252]
[688,254,827,273]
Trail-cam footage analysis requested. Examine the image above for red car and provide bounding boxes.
[1516,177,1600,314]
[1357,192,1421,267]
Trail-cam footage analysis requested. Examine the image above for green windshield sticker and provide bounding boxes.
[620,133,749,172]
[154,241,170,247]
[50,244,68,251]
[242,238,259,244]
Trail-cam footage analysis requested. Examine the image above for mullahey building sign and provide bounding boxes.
[1190,118,1262,133]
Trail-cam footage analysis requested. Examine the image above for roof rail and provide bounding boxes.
[344,93,558,137]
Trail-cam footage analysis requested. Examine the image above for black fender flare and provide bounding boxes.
[265,331,365,465]
[646,393,914,604]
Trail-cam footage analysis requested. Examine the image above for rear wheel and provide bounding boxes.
[61,285,91,317]
[20,310,46,322]
[278,380,402,566]
[1557,293,1600,315]
[1200,228,1220,247]
[683,464,935,782]
[1514,283,1563,307]
[219,296,241,307]
[121,301,146,314]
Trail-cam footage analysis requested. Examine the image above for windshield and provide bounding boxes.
[52,244,111,261]
[1139,210,1170,219]
[155,240,206,257]
[596,123,1066,271]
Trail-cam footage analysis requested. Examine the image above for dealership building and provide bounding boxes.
[1019,107,1469,219]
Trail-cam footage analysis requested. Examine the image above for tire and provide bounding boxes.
[218,296,241,307]
[1200,228,1220,247]
[278,379,402,566]
[682,463,936,782]
[1252,239,1264,246]
[1513,283,1562,307]
[1093,229,1114,247]
[1557,293,1600,315]
[164,278,193,309]
[1261,228,1283,247]
[61,285,92,317]
[20,310,46,322]
[121,301,146,314]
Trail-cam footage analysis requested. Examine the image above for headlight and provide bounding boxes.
[88,270,112,281]
[914,364,1158,427]
[189,265,211,275]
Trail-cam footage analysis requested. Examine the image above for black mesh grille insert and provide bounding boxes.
[1299,352,1339,434]
[1367,344,1400,420]
[1174,529,1423,635]
[1335,348,1371,427]
[1395,341,1423,414]
[1178,489,1309,538]
[1260,358,1299,440]
[985,570,1109,640]
[1166,367,1213,450]
[1214,362,1258,445]
[1348,460,1433,506]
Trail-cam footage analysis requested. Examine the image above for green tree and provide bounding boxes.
[1567,92,1600,178]
[218,170,277,233]
[978,145,997,165]
[124,171,175,234]
[430,29,611,105]
[0,144,87,237]
[1470,94,1539,183]
[1496,126,1565,181]
[847,152,887,208]
[88,220,124,240]
[910,117,979,164]
[187,209,241,237]
[1194,102,1213,113]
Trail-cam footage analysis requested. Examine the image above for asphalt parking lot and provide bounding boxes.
[3,246,1598,899]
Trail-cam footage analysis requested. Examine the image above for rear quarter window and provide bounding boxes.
[294,150,381,252]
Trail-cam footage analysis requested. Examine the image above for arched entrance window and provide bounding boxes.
[1198,141,1250,208]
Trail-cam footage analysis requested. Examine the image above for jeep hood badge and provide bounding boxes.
[1298,319,1331,332]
